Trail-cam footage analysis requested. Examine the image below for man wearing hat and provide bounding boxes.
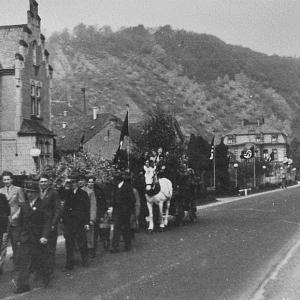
[111,169,136,253]
[61,173,90,271]
[14,181,52,294]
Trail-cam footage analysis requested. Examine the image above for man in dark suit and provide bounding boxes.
[93,181,108,254]
[111,170,136,253]
[61,173,90,271]
[39,174,61,278]
[14,181,52,294]
[0,171,25,274]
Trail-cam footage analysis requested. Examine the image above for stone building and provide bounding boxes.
[223,119,289,163]
[0,0,54,175]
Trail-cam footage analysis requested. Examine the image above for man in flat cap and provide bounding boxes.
[14,181,52,294]
[61,173,90,271]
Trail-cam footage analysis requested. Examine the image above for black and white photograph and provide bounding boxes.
[1,1,300,299]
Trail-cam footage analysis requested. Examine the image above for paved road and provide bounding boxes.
[1,185,300,300]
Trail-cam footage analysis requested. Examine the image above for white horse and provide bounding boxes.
[144,170,173,233]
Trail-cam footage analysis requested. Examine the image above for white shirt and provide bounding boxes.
[30,197,38,208]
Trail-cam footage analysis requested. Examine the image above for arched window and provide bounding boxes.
[32,41,37,65]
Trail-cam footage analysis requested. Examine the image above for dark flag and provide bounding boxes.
[267,151,274,162]
[113,110,129,164]
[209,136,214,160]
[240,145,254,159]
[79,132,85,151]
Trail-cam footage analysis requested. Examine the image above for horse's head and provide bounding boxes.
[144,170,156,191]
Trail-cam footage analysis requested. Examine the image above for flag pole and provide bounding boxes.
[253,145,256,188]
[213,138,216,190]
[126,104,130,170]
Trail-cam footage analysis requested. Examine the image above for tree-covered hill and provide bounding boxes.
[48,24,300,142]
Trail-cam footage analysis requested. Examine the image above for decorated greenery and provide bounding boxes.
[40,151,114,186]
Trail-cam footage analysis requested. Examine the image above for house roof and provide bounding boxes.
[54,113,124,152]
[226,123,285,136]
[18,119,55,136]
[0,25,26,69]
[51,101,84,117]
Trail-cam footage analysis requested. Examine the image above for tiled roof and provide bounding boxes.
[18,119,54,136]
[226,123,285,136]
[53,113,123,151]
[0,25,25,69]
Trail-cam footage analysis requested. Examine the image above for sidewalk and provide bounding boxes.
[197,184,300,210]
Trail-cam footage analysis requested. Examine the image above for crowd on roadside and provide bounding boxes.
[0,169,140,295]
[0,147,200,295]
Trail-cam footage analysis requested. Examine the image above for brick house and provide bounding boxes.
[223,119,289,163]
[0,0,54,175]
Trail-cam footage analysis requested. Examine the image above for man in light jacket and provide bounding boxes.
[82,175,97,258]
[0,171,25,274]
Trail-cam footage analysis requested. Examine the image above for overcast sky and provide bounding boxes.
[2,0,300,57]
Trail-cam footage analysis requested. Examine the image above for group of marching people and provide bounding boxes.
[0,147,196,295]
[139,147,197,218]
[140,147,194,188]
[0,169,140,295]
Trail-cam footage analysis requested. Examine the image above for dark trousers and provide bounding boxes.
[112,211,131,249]
[48,229,58,274]
[99,227,111,250]
[93,221,100,251]
[64,221,87,269]
[0,225,20,271]
[17,242,50,289]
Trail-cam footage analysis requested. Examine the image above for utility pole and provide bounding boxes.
[81,87,86,116]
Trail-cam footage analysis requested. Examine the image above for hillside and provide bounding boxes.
[48,24,300,141]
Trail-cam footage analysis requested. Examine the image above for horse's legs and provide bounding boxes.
[164,199,170,227]
[147,201,154,231]
[158,201,164,229]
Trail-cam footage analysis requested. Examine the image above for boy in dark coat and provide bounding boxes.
[14,181,52,294]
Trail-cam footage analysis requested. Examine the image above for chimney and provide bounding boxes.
[63,111,67,117]
[62,122,67,129]
[257,119,260,127]
[93,107,98,120]
[242,119,244,128]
